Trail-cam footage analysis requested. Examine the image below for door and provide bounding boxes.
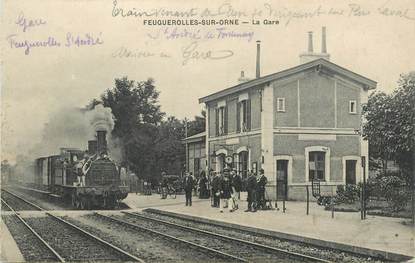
[276,160,288,200]
[346,160,357,185]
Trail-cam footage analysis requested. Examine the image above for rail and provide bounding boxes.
[94,212,247,262]
[122,211,331,263]
[1,197,65,262]
[2,188,144,263]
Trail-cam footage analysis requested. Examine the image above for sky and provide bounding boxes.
[1,0,415,162]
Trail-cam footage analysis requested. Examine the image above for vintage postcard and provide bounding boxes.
[1,0,414,262]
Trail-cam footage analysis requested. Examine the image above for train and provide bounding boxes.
[34,130,129,209]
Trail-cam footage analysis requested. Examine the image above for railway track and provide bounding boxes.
[141,210,386,263]
[1,200,63,262]
[1,192,144,262]
[93,212,246,262]
[98,211,329,263]
[1,198,12,211]
[1,189,44,211]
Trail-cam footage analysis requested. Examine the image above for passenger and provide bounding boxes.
[190,172,197,196]
[229,170,241,211]
[219,168,233,213]
[211,172,221,208]
[231,169,242,200]
[183,172,194,206]
[160,172,168,199]
[198,170,209,199]
[245,171,258,212]
[257,169,268,210]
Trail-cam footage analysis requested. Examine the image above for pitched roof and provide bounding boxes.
[199,58,377,104]
[182,131,206,143]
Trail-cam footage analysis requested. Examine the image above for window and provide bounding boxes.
[349,100,357,114]
[309,151,325,181]
[241,100,247,131]
[237,99,251,132]
[277,98,285,112]
[215,106,227,136]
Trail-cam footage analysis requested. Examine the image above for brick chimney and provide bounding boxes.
[256,40,261,78]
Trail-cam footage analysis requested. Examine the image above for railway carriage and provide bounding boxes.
[34,130,129,209]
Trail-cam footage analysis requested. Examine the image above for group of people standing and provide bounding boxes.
[211,168,243,212]
[210,168,268,213]
[245,169,268,212]
[165,168,268,212]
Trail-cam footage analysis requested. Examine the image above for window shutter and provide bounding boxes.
[247,99,251,131]
[236,102,241,133]
[215,108,219,136]
[224,106,228,134]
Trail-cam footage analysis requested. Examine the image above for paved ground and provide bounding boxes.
[125,193,415,258]
[123,191,207,209]
[0,219,25,262]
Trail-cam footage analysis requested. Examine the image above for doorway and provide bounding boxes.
[276,160,288,200]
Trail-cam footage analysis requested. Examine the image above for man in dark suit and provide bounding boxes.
[211,172,221,207]
[257,169,268,209]
[245,171,258,212]
[183,172,194,206]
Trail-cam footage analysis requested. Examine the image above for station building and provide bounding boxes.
[198,27,377,200]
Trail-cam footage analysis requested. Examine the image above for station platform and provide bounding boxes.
[127,193,415,259]
[0,219,25,262]
[123,192,207,209]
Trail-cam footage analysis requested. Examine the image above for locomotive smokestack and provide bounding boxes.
[88,140,98,155]
[96,130,107,154]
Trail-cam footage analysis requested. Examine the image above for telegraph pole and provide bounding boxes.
[412,96,415,225]
[412,139,414,225]
[184,118,188,174]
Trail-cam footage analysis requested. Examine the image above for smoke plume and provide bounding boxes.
[27,104,121,163]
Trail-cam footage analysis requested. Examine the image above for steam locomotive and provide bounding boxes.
[34,130,129,209]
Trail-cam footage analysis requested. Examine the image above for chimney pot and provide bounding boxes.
[308,31,314,53]
[322,27,327,53]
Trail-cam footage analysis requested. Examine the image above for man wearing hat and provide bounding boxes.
[211,172,221,208]
[219,168,233,212]
[245,171,258,212]
[257,169,268,209]
[183,172,194,206]
[231,169,242,200]
[160,171,168,199]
